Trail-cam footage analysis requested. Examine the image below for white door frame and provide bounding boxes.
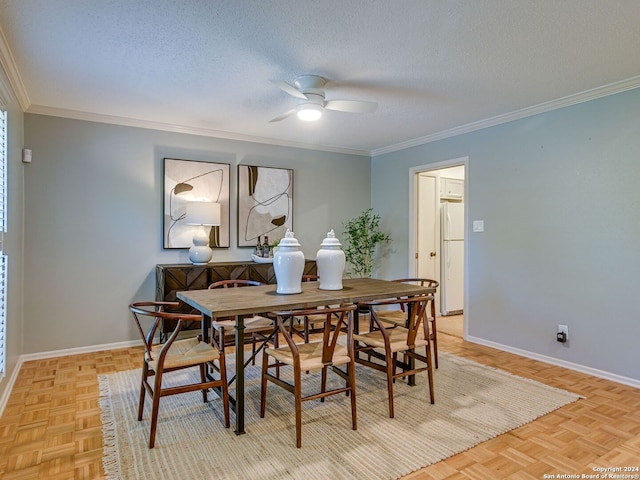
[408,156,469,338]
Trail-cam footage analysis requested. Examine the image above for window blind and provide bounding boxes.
[0,109,6,234]
[0,109,6,373]
[0,254,5,373]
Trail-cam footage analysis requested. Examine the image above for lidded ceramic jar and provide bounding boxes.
[273,229,305,294]
[316,229,345,290]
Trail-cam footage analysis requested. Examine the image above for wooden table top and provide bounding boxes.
[177,277,435,318]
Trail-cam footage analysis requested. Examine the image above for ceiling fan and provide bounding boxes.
[269,75,378,122]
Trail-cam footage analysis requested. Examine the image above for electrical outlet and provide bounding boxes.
[557,324,569,343]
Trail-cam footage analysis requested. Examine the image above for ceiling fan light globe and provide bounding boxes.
[296,104,322,121]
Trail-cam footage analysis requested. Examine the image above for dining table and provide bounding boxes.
[177,276,435,434]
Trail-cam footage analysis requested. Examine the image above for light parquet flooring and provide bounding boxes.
[1,334,639,479]
[436,314,464,338]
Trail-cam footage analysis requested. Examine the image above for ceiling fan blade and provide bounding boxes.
[269,108,297,123]
[325,99,378,114]
[271,80,308,100]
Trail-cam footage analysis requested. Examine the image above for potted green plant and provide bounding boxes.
[342,208,391,278]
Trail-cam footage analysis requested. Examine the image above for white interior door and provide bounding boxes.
[416,174,439,310]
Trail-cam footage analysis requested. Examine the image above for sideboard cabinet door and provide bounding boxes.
[156,260,317,336]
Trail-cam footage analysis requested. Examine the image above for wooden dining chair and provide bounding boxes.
[129,301,230,448]
[354,296,434,418]
[374,278,440,368]
[260,304,358,448]
[208,279,276,365]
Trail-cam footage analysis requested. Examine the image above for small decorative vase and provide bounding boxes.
[273,229,305,294]
[316,229,345,290]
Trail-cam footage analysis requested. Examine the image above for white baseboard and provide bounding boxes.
[0,339,142,417]
[466,335,640,390]
[0,360,23,418]
[18,339,142,362]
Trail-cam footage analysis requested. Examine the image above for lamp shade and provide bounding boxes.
[186,201,221,226]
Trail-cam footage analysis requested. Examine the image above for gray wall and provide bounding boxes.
[23,114,371,353]
[372,88,640,383]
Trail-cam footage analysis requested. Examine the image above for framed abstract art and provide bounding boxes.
[237,165,293,247]
[163,158,230,249]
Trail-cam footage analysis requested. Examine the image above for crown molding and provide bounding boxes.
[371,76,640,157]
[25,104,370,157]
[0,25,30,110]
[19,74,640,159]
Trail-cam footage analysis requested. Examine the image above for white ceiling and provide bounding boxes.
[1,0,640,155]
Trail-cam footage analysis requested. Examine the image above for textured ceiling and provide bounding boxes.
[1,0,640,155]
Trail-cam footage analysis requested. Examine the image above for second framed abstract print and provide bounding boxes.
[237,165,293,247]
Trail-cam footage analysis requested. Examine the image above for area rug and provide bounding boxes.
[98,352,581,480]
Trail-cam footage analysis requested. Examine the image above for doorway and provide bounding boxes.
[409,158,467,338]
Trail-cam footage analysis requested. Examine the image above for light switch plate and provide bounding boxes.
[473,220,484,232]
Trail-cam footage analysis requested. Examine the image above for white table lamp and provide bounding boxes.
[186,201,221,265]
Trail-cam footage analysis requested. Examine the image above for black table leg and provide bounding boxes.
[407,303,416,386]
[353,305,361,361]
[201,312,210,343]
[234,314,246,435]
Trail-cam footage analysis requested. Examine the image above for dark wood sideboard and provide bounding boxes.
[156,260,317,337]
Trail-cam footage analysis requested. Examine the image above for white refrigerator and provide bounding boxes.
[441,202,464,315]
